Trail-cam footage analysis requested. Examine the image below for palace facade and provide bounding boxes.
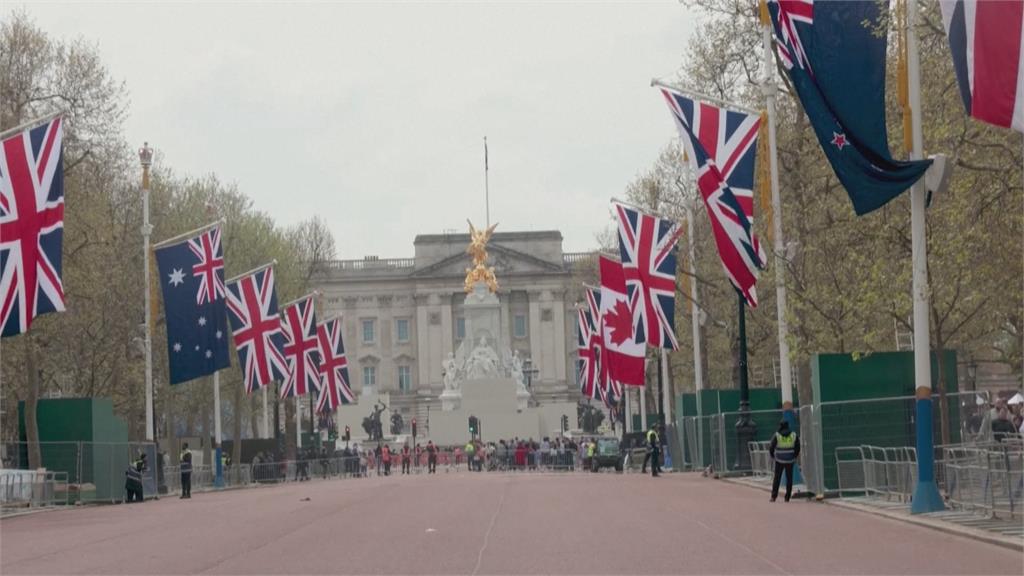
[314,230,590,422]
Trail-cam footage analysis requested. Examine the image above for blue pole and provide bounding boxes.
[911,395,943,513]
[214,446,224,488]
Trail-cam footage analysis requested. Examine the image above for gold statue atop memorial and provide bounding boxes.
[464,219,499,293]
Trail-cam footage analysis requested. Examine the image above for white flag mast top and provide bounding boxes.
[484,136,490,228]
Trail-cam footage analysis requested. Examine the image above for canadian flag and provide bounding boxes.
[599,255,646,387]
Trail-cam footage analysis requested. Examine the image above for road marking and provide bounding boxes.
[472,479,508,576]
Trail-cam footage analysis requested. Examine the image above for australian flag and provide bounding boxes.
[768,0,931,215]
[154,223,231,384]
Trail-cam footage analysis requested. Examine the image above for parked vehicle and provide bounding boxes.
[591,437,624,472]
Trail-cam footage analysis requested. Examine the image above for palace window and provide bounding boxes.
[456,317,466,340]
[396,318,410,343]
[398,365,412,392]
[361,319,376,344]
[514,314,527,339]
[363,365,376,388]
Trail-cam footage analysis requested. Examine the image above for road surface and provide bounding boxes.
[2,471,1019,574]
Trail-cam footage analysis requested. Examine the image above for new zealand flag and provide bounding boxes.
[154,224,231,384]
[768,0,931,215]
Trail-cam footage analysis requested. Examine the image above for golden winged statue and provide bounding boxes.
[464,219,499,293]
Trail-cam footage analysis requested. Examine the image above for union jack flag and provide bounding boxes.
[189,227,226,305]
[614,202,682,350]
[1,116,65,337]
[280,294,320,398]
[226,265,289,394]
[580,285,620,408]
[316,316,355,413]
[774,0,814,72]
[659,87,766,307]
[577,307,600,399]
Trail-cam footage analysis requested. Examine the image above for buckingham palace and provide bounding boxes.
[314,229,591,423]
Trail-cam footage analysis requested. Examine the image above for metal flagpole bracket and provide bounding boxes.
[225,261,276,284]
[0,111,63,141]
[650,79,760,116]
[280,292,320,310]
[153,220,224,249]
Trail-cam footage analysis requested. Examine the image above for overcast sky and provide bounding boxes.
[18,1,694,259]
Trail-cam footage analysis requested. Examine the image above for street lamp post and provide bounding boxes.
[139,143,154,443]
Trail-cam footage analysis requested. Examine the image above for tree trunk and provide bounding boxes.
[284,395,295,461]
[249,393,259,439]
[24,335,42,470]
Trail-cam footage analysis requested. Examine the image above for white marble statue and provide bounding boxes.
[466,336,500,379]
[442,352,460,393]
[511,350,526,393]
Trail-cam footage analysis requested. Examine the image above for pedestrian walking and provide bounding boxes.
[769,419,800,502]
[179,443,193,499]
[401,443,411,475]
[426,441,438,474]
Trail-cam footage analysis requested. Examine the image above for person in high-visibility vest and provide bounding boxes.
[179,443,193,499]
[464,441,476,472]
[769,419,801,502]
[585,440,597,472]
[642,425,661,477]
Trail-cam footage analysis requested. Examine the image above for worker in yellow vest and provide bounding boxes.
[642,425,661,477]
[769,420,801,502]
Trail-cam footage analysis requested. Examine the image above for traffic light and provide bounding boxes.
[468,415,478,436]
[412,418,418,438]
[343,425,351,442]
[561,414,569,432]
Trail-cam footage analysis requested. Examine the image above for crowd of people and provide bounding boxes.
[457,437,585,472]
[985,396,1024,443]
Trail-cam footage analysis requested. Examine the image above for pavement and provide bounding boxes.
[2,471,1021,575]
[727,474,1024,551]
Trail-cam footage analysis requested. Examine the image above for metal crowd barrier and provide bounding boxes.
[1,470,69,512]
[835,445,917,502]
[944,443,1023,519]
[747,441,773,478]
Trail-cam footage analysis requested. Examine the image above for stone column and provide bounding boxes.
[528,290,542,381]
[415,294,431,389]
[552,294,567,382]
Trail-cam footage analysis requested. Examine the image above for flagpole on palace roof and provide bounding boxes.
[484,136,490,228]
[906,0,943,514]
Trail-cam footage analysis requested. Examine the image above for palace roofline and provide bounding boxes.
[413,230,563,245]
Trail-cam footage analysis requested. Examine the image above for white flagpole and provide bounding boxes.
[213,371,223,487]
[262,386,270,439]
[139,144,154,443]
[296,396,302,449]
[660,350,671,425]
[624,387,632,433]
[639,384,648,429]
[685,200,705,468]
[761,4,794,413]
[907,0,943,513]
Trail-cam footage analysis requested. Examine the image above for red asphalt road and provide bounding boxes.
[1,472,1020,575]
